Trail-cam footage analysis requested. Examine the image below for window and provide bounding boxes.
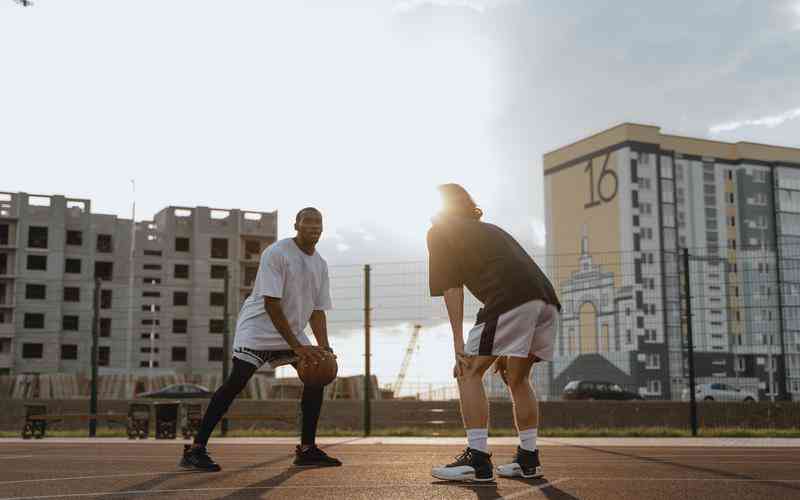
[143,277,161,285]
[143,264,162,271]
[66,230,83,246]
[210,292,225,307]
[647,379,662,394]
[28,226,48,248]
[100,289,112,309]
[173,291,188,306]
[208,347,223,362]
[142,304,160,312]
[100,318,111,337]
[98,346,110,366]
[173,319,188,334]
[95,261,113,281]
[25,284,46,300]
[143,249,162,257]
[638,178,651,189]
[140,347,159,354]
[27,255,47,271]
[244,240,261,258]
[209,319,225,333]
[24,313,45,329]
[174,264,189,279]
[22,343,43,359]
[60,344,78,360]
[65,258,81,274]
[211,238,228,259]
[63,315,79,331]
[0,224,8,245]
[175,237,190,252]
[172,347,187,362]
[141,332,159,339]
[727,193,735,204]
[210,265,227,280]
[96,234,112,253]
[142,291,161,298]
[646,354,660,369]
[141,319,159,326]
[63,287,80,302]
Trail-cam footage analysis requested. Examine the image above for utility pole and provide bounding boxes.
[90,278,101,437]
[363,264,371,437]
[221,270,231,436]
[682,248,698,437]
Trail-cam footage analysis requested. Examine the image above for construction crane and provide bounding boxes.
[393,324,422,397]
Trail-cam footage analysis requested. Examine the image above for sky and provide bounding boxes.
[2,0,800,390]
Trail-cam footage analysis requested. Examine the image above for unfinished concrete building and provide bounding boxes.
[0,191,277,377]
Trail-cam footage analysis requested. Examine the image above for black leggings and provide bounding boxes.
[194,358,324,447]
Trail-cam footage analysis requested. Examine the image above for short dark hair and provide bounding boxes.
[295,207,322,223]
[438,184,483,220]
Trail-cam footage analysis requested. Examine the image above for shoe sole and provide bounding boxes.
[496,467,543,479]
[292,462,342,468]
[431,471,495,483]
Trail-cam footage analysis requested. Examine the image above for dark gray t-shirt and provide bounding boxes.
[427,216,561,325]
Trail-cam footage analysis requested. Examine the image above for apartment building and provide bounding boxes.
[543,123,800,400]
[0,192,277,376]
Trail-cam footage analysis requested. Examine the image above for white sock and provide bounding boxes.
[519,428,537,452]
[466,428,489,453]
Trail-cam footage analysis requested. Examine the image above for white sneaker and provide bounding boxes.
[496,447,543,479]
[431,448,494,482]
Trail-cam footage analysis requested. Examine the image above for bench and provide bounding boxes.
[21,404,151,439]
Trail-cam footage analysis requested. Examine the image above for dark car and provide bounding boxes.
[562,380,643,401]
[138,383,213,399]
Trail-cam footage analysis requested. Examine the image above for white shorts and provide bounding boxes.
[465,299,558,360]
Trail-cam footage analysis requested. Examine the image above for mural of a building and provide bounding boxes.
[543,124,800,400]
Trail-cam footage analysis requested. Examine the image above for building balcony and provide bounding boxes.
[0,323,14,336]
[0,353,11,369]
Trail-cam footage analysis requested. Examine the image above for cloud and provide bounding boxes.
[392,0,510,14]
[709,107,800,134]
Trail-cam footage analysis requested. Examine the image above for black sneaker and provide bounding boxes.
[496,447,543,479]
[179,444,222,472]
[431,448,494,482]
[293,445,343,467]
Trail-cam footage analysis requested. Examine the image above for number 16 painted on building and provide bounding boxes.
[585,153,618,209]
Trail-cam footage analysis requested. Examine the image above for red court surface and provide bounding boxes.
[0,438,798,499]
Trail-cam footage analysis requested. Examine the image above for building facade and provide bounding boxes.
[0,192,277,376]
[543,123,800,400]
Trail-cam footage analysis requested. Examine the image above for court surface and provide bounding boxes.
[1,437,798,499]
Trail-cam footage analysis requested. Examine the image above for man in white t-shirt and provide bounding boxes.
[180,207,342,471]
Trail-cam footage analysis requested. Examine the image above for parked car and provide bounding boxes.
[562,380,643,401]
[681,383,757,402]
[137,383,212,399]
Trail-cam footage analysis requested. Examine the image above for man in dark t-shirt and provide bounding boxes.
[428,184,561,483]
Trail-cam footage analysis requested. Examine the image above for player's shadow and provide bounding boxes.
[567,443,800,495]
[507,477,580,499]
[109,439,361,497]
[431,480,502,500]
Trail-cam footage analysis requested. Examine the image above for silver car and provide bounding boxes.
[681,383,758,402]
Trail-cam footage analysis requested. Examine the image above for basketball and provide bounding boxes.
[297,355,338,386]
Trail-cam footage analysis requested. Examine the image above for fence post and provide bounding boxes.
[682,248,698,437]
[363,264,372,436]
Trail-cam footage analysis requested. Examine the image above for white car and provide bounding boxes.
[681,383,758,402]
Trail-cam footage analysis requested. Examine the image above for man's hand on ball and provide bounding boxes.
[293,345,328,364]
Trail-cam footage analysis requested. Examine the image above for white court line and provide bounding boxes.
[0,481,562,500]
[0,471,196,486]
[0,456,34,460]
[501,478,571,499]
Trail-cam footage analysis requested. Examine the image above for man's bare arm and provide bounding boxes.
[443,287,465,354]
[309,310,331,350]
[264,297,325,362]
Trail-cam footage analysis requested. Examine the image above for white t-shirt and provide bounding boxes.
[234,238,332,351]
